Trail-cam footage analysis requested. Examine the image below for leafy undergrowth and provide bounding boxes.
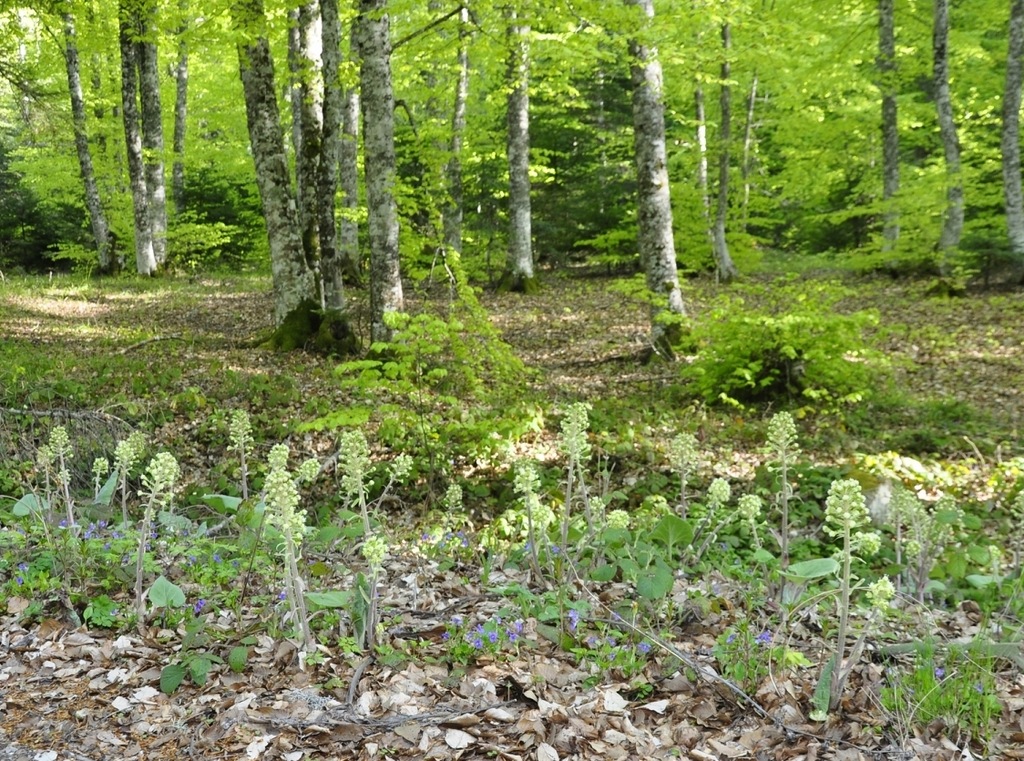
[1,272,1024,760]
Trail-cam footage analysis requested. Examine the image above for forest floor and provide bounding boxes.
[1,271,1024,761]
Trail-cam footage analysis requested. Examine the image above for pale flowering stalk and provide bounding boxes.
[668,433,699,518]
[113,431,146,527]
[738,494,764,552]
[821,478,877,713]
[766,412,798,571]
[358,533,388,650]
[265,444,314,652]
[92,457,110,502]
[48,427,76,532]
[559,402,591,557]
[514,461,547,583]
[693,477,732,560]
[135,452,180,629]
[229,410,253,500]
[338,430,372,533]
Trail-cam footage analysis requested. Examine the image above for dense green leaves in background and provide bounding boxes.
[0,0,1017,279]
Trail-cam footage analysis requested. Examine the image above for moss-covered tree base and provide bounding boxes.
[496,270,540,294]
[264,298,360,356]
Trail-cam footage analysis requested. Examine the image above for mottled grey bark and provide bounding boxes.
[338,27,361,280]
[234,0,316,324]
[712,23,739,283]
[1004,0,1024,261]
[627,0,685,351]
[62,7,113,273]
[504,12,534,287]
[118,5,156,275]
[319,0,345,309]
[443,7,470,257]
[172,1,188,215]
[289,1,323,281]
[933,0,963,260]
[356,0,404,344]
[137,16,167,267]
[879,0,900,252]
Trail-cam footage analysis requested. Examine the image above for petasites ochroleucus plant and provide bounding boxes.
[264,444,319,652]
[135,452,180,629]
[766,412,799,571]
[813,478,886,718]
[37,426,75,532]
[559,402,594,554]
[113,431,146,526]
[667,432,700,518]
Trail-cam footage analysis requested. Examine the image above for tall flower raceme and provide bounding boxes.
[264,444,314,652]
[738,494,764,552]
[229,409,254,500]
[693,477,733,560]
[889,487,962,600]
[818,478,884,715]
[558,402,592,554]
[46,426,76,531]
[135,452,180,627]
[113,431,146,527]
[338,429,372,532]
[766,412,799,571]
[667,433,700,517]
[511,460,553,581]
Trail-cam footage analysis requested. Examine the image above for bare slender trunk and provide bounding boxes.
[879,0,900,252]
[338,28,361,281]
[695,84,712,234]
[713,23,739,282]
[172,1,188,215]
[503,11,534,289]
[357,0,404,343]
[933,0,963,261]
[1004,0,1024,262]
[741,71,758,233]
[320,0,345,309]
[137,23,167,267]
[443,7,470,257]
[627,0,686,355]
[233,0,316,324]
[62,7,113,272]
[118,4,156,275]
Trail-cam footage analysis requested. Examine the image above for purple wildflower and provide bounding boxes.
[756,631,773,646]
[637,642,651,654]
[193,599,207,615]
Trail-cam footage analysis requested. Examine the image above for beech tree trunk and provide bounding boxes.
[319,0,345,309]
[1003,0,1024,263]
[338,27,361,282]
[172,1,188,215]
[503,12,535,290]
[713,23,739,283]
[443,7,470,257]
[62,7,114,273]
[234,0,316,325]
[627,0,686,354]
[356,0,404,344]
[740,71,758,233]
[289,1,323,284]
[118,4,156,275]
[137,22,167,267]
[933,0,964,261]
[879,0,900,252]
[695,84,712,236]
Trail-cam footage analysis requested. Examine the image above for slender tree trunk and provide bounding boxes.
[62,7,114,273]
[695,84,712,235]
[740,70,758,233]
[933,0,963,262]
[172,0,189,215]
[1003,0,1024,265]
[338,27,361,281]
[319,0,345,309]
[627,0,686,355]
[356,0,404,343]
[289,1,323,288]
[118,5,156,275]
[879,0,900,252]
[233,0,316,325]
[502,11,535,290]
[137,16,167,267]
[713,23,740,282]
[444,7,470,257]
